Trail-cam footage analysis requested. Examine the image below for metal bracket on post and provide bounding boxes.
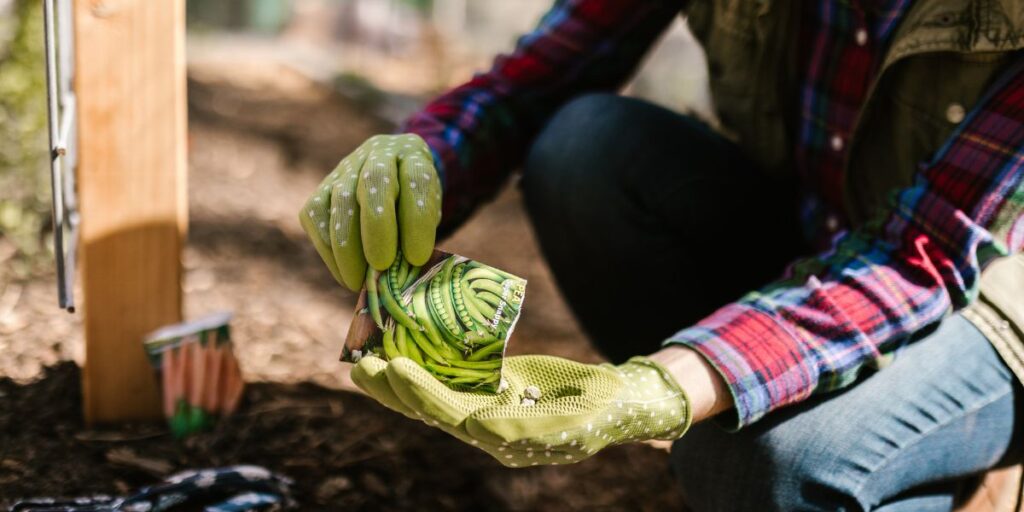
[43,0,78,313]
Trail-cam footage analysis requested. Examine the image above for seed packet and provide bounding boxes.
[143,312,245,438]
[343,250,527,393]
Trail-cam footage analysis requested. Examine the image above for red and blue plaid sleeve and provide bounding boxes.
[668,58,1024,428]
[402,0,683,234]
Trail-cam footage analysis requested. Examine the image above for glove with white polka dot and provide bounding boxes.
[300,134,442,290]
[351,355,692,467]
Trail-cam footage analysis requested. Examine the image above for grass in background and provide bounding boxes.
[0,0,50,277]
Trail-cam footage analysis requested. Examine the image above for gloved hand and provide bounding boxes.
[300,134,442,291]
[351,355,691,467]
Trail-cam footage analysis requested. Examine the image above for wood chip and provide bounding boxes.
[105,447,174,476]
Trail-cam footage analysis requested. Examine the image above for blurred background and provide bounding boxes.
[0,0,710,509]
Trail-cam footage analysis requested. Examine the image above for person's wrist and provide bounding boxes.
[647,345,733,423]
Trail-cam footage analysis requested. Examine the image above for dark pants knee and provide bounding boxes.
[521,93,804,362]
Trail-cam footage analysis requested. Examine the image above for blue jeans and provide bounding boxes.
[672,315,1022,511]
[520,94,1023,511]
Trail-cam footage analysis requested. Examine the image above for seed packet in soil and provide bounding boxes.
[143,312,245,438]
[343,250,527,393]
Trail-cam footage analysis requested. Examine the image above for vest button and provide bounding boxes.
[830,134,844,152]
[855,29,868,46]
[825,215,840,232]
[945,103,965,124]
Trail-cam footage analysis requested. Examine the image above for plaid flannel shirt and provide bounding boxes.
[403,0,1024,428]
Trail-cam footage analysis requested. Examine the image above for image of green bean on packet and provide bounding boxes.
[343,250,527,393]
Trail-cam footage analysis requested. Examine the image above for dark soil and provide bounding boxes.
[0,363,683,511]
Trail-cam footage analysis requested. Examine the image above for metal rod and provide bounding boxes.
[43,0,73,312]
[57,96,73,155]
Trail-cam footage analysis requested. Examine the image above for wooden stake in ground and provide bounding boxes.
[75,0,188,423]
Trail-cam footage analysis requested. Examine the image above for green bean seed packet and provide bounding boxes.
[343,250,527,393]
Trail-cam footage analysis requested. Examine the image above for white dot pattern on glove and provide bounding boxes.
[354,357,686,470]
[299,134,442,285]
[448,357,692,469]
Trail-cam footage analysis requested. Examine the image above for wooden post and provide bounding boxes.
[75,0,188,423]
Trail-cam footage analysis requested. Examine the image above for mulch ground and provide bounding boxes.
[0,363,684,511]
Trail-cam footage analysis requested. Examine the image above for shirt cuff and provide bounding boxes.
[664,304,816,429]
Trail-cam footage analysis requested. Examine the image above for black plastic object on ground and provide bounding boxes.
[11,465,294,511]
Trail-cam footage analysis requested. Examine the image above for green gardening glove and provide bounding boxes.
[351,355,691,467]
[300,134,442,290]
